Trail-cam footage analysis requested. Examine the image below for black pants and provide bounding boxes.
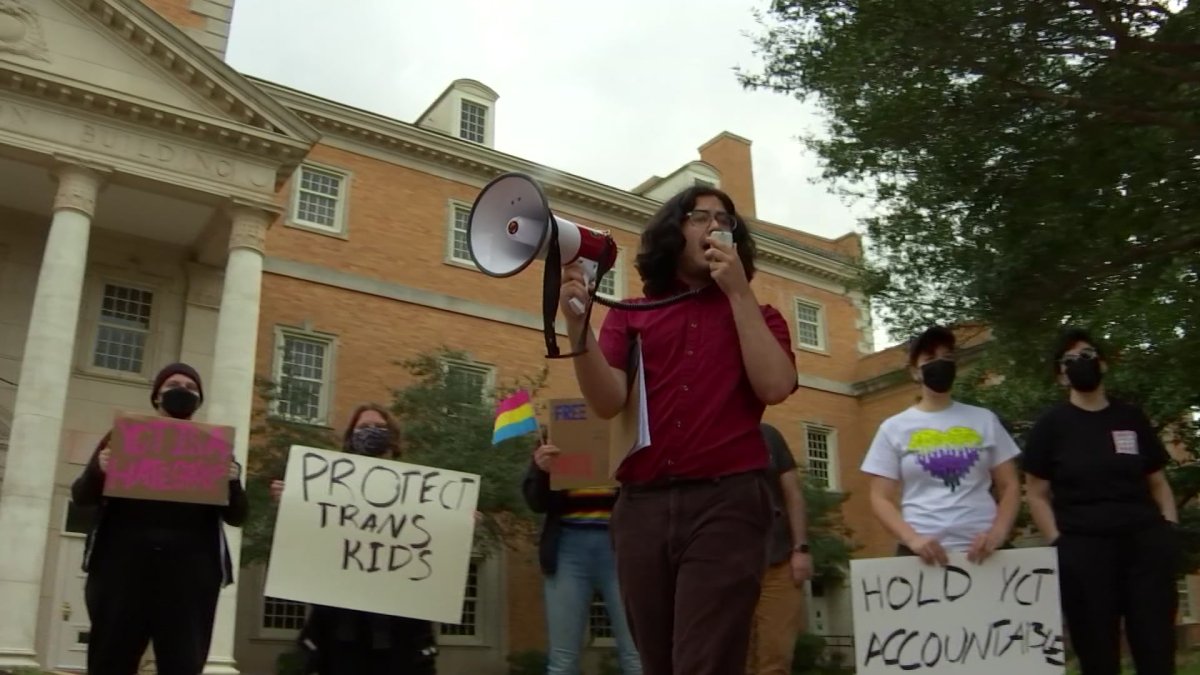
[85,538,222,675]
[1057,523,1178,675]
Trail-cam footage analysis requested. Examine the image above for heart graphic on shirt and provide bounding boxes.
[904,427,985,492]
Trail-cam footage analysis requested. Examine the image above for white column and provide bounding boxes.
[0,163,104,667]
[203,204,273,675]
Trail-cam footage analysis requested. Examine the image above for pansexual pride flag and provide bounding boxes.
[492,389,538,445]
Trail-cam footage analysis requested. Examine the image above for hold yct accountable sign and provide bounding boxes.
[850,548,1065,675]
[264,446,480,624]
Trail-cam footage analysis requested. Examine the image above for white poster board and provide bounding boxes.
[264,446,480,623]
[850,548,1065,675]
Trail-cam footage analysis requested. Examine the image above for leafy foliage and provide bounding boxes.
[390,348,548,553]
[742,0,1200,570]
[803,472,858,586]
[241,377,338,567]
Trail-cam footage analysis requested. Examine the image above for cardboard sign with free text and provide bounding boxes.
[547,398,617,490]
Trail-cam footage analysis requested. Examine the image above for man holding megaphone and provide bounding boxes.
[559,186,800,675]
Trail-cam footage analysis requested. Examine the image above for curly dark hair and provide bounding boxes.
[342,402,403,458]
[634,185,757,297]
[1050,327,1106,375]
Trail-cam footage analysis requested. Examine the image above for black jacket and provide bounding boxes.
[521,461,621,575]
[70,431,249,586]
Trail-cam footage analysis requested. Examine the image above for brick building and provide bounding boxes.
[0,1,1193,674]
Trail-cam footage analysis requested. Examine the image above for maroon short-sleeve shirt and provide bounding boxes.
[597,284,796,484]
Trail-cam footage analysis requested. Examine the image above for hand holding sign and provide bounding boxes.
[98,446,112,473]
[533,444,561,472]
[905,534,949,567]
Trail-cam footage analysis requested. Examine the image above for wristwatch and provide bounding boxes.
[793,543,810,554]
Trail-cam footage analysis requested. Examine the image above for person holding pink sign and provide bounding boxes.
[70,362,247,675]
[270,402,440,675]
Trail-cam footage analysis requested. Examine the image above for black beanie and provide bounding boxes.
[151,362,204,408]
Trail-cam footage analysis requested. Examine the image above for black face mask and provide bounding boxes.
[350,427,391,457]
[159,387,200,419]
[920,359,957,394]
[1065,358,1103,392]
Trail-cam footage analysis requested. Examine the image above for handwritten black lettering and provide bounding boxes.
[342,539,364,571]
[419,471,441,504]
[362,465,402,507]
[411,549,434,581]
[317,502,336,527]
[338,504,361,529]
[410,514,433,549]
[943,565,971,601]
[886,576,915,610]
[330,458,356,499]
[861,619,1065,669]
[388,544,413,571]
[921,632,942,667]
[301,453,329,501]
[861,576,884,612]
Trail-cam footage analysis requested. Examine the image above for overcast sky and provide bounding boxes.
[223,0,871,242]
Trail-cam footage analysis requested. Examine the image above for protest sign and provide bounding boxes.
[264,446,480,623]
[851,548,1064,675]
[547,398,617,490]
[103,412,234,505]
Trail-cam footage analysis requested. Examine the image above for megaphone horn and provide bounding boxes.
[467,173,618,312]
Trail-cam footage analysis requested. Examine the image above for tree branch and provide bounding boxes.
[998,78,1200,136]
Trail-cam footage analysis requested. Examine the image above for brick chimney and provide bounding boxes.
[698,132,757,219]
[141,0,235,61]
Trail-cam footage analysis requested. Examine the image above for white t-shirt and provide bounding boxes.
[860,402,1021,551]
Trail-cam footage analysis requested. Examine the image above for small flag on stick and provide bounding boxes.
[492,389,538,445]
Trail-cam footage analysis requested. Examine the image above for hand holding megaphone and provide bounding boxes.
[560,262,594,319]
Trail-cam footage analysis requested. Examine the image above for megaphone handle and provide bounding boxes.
[569,262,598,316]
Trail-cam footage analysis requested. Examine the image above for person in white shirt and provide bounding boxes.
[860,326,1021,565]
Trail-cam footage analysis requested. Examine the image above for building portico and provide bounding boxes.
[0,0,316,669]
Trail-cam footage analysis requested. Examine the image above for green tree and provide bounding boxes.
[803,472,858,587]
[390,348,547,553]
[240,377,338,567]
[741,0,1200,569]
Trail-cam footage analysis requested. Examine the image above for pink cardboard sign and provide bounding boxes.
[103,412,235,505]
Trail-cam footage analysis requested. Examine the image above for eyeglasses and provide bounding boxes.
[685,209,738,232]
[1059,347,1099,365]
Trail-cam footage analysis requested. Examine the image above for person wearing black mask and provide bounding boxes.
[70,362,247,675]
[1023,328,1179,675]
[860,326,1021,565]
[270,403,440,675]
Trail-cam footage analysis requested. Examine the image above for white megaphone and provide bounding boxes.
[467,172,618,315]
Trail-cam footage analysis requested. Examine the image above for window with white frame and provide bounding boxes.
[92,283,154,374]
[441,559,480,636]
[596,255,621,300]
[459,100,487,143]
[805,425,835,489]
[444,359,493,405]
[262,597,307,632]
[448,203,473,264]
[292,165,347,232]
[794,299,826,350]
[588,591,614,641]
[274,330,333,424]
